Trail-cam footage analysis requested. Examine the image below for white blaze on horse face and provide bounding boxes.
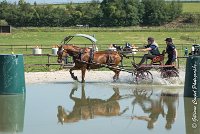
[62,48,65,56]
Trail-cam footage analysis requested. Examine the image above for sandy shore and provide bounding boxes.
[25,69,185,84]
[25,70,131,84]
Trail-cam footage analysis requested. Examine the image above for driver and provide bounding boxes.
[133,37,160,68]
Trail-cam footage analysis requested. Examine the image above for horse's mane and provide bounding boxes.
[62,44,85,50]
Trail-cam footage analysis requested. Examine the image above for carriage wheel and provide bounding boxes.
[135,70,153,84]
[161,69,179,78]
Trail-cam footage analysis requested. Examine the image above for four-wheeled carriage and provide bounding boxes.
[133,64,179,84]
[57,35,179,84]
[131,51,179,84]
[109,43,179,84]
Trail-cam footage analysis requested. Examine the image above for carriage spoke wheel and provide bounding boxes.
[135,70,153,84]
[161,69,179,78]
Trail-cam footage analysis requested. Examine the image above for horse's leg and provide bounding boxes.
[113,69,120,81]
[69,67,79,81]
[113,70,118,81]
[116,70,120,80]
[81,83,86,99]
[81,67,86,83]
[108,87,120,101]
[70,84,78,98]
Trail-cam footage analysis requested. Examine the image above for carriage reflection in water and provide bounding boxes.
[57,84,179,130]
[57,34,179,84]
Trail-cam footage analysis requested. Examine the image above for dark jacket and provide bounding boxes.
[166,44,176,59]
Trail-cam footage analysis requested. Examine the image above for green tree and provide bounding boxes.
[141,0,182,26]
[101,0,141,26]
[79,0,102,27]
[0,19,8,26]
[18,0,25,5]
[123,0,143,26]
[166,0,182,22]
[0,0,182,27]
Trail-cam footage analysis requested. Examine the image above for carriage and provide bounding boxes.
[57,34,179,84]
[109,44,179,84]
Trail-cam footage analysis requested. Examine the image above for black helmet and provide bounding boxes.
[165,37,172,42]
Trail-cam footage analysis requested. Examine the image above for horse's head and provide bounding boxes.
[57,45,66,63]
[57,45,76,63]
[57,45,91,63]
[57,105,67,124]
[57,105,79,124]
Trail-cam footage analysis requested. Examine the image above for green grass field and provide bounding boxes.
[0,28,197,71]
[1,30,200,45]
[182,3,200,13]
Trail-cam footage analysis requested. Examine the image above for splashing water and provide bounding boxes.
[117,70,185,86]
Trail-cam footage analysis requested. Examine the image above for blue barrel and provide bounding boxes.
[0,54,26,94]
[184,56,200,98]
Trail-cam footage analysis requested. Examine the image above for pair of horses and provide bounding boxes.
[57,45,122,83]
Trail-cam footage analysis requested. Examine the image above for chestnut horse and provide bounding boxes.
[57,45,122,83]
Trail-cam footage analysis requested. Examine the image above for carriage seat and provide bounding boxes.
[151,50,165,65]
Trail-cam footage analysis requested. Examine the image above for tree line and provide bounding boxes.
[0,0,182,27]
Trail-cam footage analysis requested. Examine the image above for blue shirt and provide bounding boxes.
[149,44,160,55]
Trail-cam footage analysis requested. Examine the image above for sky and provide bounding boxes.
[1,0,100,4]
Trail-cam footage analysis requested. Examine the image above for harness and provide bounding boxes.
[106,52,114,65]
[88,48,94,63]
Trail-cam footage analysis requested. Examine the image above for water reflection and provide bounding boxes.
[131,88,179,130]
[22,83,200,134]
[0,94,26,134]
[162,93,179,129]
[57,84,128,124]
[57,84,181,130]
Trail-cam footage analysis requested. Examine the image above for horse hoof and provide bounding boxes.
[113,78,118,82]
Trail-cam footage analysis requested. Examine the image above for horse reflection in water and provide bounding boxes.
[131,88,179,130]
[57,84,128,124]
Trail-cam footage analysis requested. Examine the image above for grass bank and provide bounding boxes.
[0,27,198,72]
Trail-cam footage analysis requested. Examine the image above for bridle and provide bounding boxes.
[57,45,85,63]
[57,46,66,63]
